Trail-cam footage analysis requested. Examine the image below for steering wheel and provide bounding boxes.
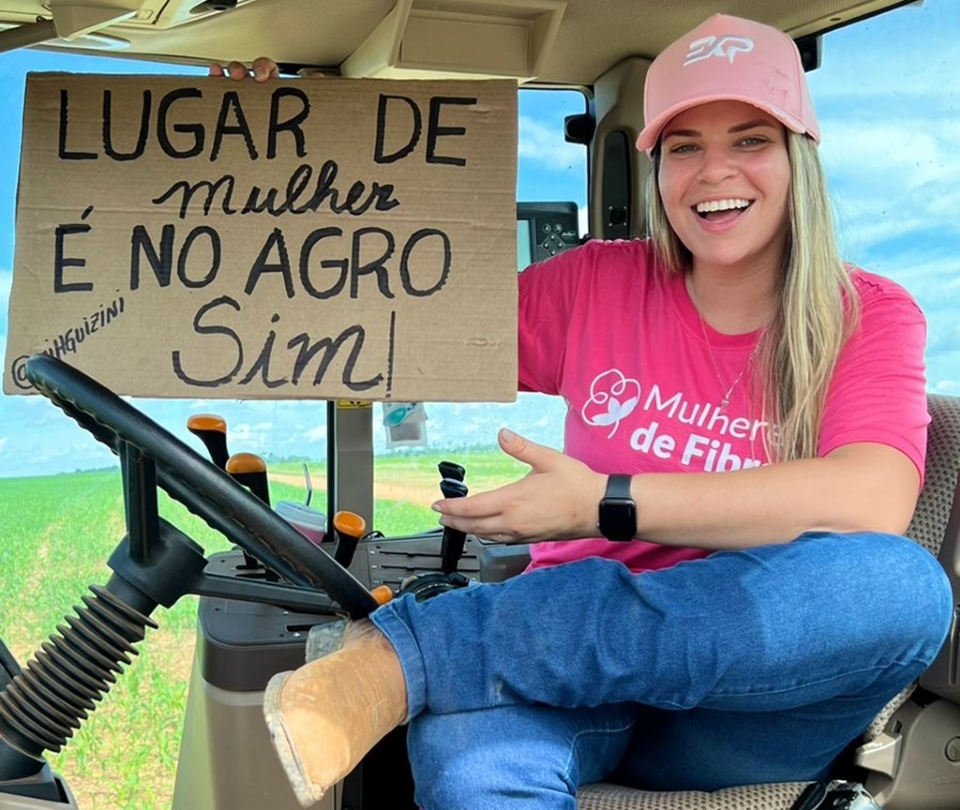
[24,354,378,619]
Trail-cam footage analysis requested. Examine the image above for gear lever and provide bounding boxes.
[187,413,230,470]
[439,476,469,574]
[332,511,366,569]
[225,452,271,506]
[225,452,271,571]
[438,460,465,483]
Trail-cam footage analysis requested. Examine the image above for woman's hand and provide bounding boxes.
[208,56,279,81]
[431,429,606,544]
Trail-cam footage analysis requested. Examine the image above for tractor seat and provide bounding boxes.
[577,394,960,810]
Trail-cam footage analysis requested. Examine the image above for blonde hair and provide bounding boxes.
[646,132,858,462]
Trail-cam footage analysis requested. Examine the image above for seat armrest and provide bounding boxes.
[477,541,531,582]
[919,474,960,704]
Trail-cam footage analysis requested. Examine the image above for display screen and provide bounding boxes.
[517,218,533,270]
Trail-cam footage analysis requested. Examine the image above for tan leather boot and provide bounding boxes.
[264,619,408,807]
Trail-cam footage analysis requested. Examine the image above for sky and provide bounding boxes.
[0,0,957,478]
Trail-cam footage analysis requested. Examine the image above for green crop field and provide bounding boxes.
[0,449,523,809]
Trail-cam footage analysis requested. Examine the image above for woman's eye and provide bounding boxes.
[669,143,698,155]
[737,136,768,148]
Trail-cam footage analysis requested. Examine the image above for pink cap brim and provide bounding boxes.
[637,93,816,153]
[635,14,821,154]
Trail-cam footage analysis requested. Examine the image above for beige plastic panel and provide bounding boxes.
[0,0,924,85]
[172,661,338,810]
[342,0,566,81]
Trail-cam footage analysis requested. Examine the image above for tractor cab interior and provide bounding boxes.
[0,2,957,810]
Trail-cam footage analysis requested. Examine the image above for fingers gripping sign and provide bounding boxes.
[208,56,280,82]
[431,428,607,545]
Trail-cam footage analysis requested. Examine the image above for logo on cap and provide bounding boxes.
[683,35,754,66]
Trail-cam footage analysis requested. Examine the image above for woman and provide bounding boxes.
[228,13,953,809]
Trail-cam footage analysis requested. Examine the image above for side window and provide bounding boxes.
[805,1,958,394]
[372,88,588,536]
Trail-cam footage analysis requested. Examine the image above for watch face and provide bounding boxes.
[600,498,636,541]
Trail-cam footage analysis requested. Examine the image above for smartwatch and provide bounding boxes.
[598,474,636,541]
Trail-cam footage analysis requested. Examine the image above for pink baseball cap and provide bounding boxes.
[637,13,820,153]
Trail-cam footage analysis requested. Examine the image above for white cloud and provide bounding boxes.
[874,250,960,290]
[807,2,960,281]
[933,380,960,394]
[518,115,584,172]
[820,122,960,210]
[814,114,960,284]
[302,425,327,442]
[809,3,958,105]
[226,420,274,452]
[4,433,116,476]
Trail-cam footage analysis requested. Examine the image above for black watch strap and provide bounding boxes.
[605,473,632,500]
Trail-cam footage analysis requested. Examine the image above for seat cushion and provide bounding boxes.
[905,394,960,556]
[577,781,811,809]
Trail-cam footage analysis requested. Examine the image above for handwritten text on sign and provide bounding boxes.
[5,75,518,401]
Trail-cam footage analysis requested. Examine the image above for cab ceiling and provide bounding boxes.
[0,0,917,85]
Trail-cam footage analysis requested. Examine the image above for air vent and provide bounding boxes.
[342,0,566,82]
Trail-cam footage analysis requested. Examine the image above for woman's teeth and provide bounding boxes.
[696,198,751,213]
[696,199,752,219]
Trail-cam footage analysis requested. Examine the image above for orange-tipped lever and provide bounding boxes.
[225,452,271,571]
[332,510,366,569]
[225,452,271,506]
[187,414,230,470]
[370,585,394,606]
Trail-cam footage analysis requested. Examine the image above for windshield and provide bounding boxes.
[0,2,954,500]
[0,0,956,501]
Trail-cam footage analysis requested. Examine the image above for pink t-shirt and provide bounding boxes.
[518,239,928,573]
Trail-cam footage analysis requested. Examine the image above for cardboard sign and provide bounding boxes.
[4,74,518,401]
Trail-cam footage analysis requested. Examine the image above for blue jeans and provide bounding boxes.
[370,532,953,809]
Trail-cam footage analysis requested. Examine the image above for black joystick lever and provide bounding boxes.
[438,460,465,482]
[439,477,469,574]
